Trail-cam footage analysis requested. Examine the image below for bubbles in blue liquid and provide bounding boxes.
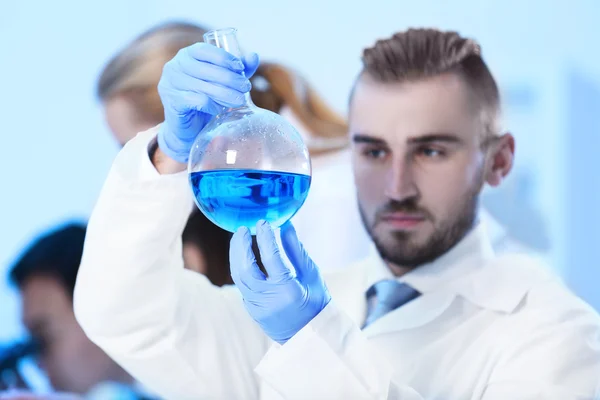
[189,169,311,234]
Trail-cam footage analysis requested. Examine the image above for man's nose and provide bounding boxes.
[384,159,419,202]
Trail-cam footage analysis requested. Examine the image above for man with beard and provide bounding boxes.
[74,28,600,399]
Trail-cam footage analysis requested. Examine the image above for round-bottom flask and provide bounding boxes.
[188,28,312,234]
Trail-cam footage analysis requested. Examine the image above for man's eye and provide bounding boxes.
[363,148,387,159]
[418,147,445,158]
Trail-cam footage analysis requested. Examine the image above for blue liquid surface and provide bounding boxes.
[190,169,311,234]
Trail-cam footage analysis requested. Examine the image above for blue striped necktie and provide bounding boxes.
[363,280,421,328]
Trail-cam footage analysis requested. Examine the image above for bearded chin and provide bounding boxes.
[358,191,480,270]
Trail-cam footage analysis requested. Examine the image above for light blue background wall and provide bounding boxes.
[1,0,599,340]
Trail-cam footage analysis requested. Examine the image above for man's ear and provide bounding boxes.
[485,133,515,187]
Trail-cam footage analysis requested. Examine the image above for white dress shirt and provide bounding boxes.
[75,127,600,400]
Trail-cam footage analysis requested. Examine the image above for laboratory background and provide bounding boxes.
[0,0,598,393]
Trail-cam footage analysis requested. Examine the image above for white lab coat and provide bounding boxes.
[74,127,600,400]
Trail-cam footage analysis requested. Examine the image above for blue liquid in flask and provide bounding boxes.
[190,169,311,234]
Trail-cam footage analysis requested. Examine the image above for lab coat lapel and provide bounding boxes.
[325,262,457,336]
[363,290,457,337]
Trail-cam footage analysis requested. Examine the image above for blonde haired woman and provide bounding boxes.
[97,20,372,274]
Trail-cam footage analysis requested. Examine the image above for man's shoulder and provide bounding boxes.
[523,275,600,326]
[488,252,600,326]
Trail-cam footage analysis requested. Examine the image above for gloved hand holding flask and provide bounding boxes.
[229,220,331,344]
[156,41,259,163]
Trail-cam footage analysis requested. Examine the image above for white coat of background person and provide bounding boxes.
[73,28,600,399]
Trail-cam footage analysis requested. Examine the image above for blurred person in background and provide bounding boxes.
[3,223,157,399]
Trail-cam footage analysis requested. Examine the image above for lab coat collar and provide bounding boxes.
[365,221,493,294]
[363,218,541,315]
[479,207,508,248]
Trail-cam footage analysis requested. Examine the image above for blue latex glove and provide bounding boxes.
[157,43,260,163]
[230,220,331,344]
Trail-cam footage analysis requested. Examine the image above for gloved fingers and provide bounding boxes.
[280,221,317,283]
[167,73,247,108]
[256,220,293,282]
[176,55,251,92]
[230,226,267,292]
[184,43,245,72]
[160,90,219,118]
[279,221,304,266]
[156,122,200,162]
[242,52,260,78]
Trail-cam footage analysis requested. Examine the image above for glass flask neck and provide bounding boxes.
[204,28,254,109]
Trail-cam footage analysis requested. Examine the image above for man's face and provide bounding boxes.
[20,276,118,394]
[350,72,512,272]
